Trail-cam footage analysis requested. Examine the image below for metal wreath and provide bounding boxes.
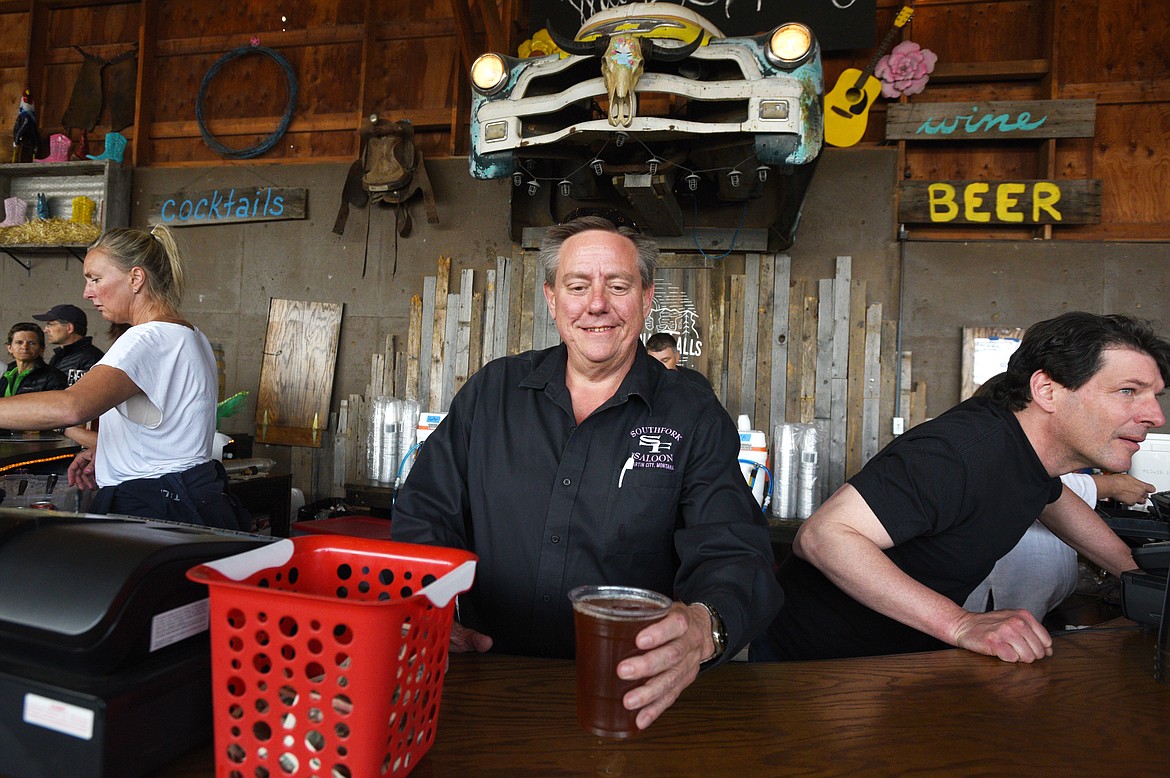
[196,45,298,159]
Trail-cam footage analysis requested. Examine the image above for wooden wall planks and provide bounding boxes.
[328,252,921,505]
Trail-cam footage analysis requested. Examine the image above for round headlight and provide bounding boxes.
[768,23,813,66]
[471,53,508,94]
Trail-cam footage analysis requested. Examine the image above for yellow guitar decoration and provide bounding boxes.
[824,3,916,148]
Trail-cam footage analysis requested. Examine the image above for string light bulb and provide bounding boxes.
[590,158,604,176]
[685,173,700,191]
[647,157,661,176]
[614,132,628,148]
[527,179,541,196]
[756,165,769,183]
[558,180,572,197]
[513,172,523,187]
[727,169,742,187]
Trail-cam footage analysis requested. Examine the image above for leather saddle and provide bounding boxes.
[333,116,438,238]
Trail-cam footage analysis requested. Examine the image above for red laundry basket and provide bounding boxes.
[187,535,476,777]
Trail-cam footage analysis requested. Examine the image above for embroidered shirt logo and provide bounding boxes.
[627,425,683,473]
[638,434,673,453]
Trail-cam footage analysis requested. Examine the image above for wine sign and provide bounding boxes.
[885,100,1096,141]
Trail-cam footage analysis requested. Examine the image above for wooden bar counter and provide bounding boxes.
[155,621,1170,776]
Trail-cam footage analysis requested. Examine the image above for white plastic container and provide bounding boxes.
[1130,432,1170,509]
[737,415,768,507]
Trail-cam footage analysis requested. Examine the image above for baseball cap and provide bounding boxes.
[32,304,87,329]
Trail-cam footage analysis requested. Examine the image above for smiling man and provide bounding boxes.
[393,216,781,732]
[753,311,1170,664]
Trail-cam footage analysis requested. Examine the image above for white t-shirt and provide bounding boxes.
[94,321,218,486]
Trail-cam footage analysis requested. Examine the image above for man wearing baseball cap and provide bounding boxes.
[32,304,104,386]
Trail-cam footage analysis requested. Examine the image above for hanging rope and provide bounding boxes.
[196,44,298,159]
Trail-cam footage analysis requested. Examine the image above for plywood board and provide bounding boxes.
[255,298,343,447]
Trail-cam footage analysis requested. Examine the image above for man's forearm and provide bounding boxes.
[797,523,970,647]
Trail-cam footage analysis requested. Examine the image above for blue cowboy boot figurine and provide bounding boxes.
[86,130,127,163]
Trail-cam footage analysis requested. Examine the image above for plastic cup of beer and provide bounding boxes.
[568,584,673,738]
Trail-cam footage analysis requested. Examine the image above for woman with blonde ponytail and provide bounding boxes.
[0,224,249,529]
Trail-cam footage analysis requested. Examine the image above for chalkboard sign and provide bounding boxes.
[532,0,875,51]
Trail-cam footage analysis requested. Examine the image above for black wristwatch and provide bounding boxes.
[695,602,727,664]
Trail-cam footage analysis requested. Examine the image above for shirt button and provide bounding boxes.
[551,535,560,543]
[543,594,551,603]
[562,478,571,486]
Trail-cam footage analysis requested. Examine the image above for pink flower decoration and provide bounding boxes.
[874,41,938,98]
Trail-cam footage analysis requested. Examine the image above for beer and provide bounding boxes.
[569,586,672,738]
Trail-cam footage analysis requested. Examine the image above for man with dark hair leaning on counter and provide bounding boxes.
[393,216,781,732]
[753,311,1170,663]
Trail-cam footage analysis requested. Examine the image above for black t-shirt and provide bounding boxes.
[766,396,1063,660]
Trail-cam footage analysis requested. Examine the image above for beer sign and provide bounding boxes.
[898,179,1101,225]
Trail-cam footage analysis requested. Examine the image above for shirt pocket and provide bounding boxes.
[602,464,681,557]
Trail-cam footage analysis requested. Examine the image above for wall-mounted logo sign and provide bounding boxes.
[150,186,307,226]
[645,276,703,364]
[898,179,1101,225]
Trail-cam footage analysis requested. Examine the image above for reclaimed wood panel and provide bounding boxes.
[862,303,883,466]
[519,252,536,353]
[828,257,851,493]
[814,278,834,422]
[438,292,458,409]
[799,291,818,424]
[492,256,509,360]
[255,298,343,447]
[785,276,807,424]
[405,294,421,402]
[845,278,866,479]
[706,266,726,401]
[725,274,745,418]
[468,289,484,377]
[880,319,898,450]
[507,251,524,355]
[753,254,775,435]
[740,255,760,421]
[453,269,473,393]
[769,255,791,436]
[429,256,451,410]
[418,276,436,407]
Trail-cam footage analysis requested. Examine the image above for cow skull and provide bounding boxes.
[601,34,644,127]
[545,23,705,128]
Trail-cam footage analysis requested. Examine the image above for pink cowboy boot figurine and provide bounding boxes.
[36,132,72,163]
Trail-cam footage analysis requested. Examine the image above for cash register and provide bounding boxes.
[0,508,272,778]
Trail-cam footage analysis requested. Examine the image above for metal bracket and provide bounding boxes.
[1,246,85,275]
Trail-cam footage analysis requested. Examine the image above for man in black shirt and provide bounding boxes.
[394,216,781,733]
[33,304,103,386]
[755,312,1170,663]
